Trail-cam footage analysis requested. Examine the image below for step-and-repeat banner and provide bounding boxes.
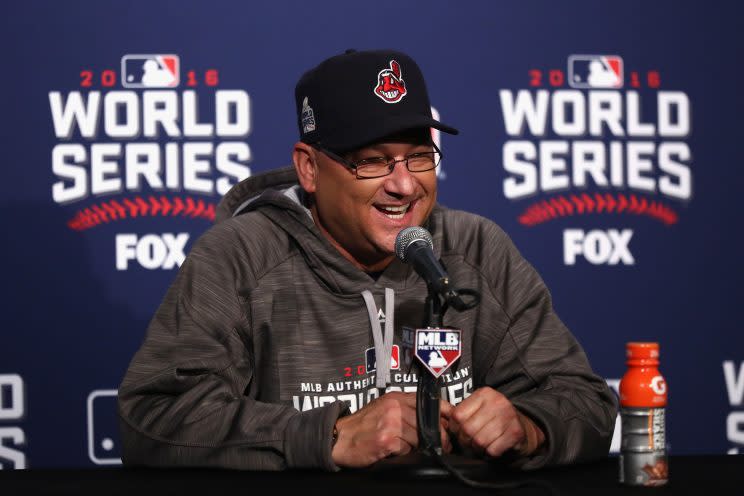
[1,1,742,468]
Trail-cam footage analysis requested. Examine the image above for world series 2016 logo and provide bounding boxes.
[49,53,253,270]
[499,54,693,266]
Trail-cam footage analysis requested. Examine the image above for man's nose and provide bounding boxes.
[383,160,416,196]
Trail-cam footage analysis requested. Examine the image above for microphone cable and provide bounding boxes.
[431,450,561,495]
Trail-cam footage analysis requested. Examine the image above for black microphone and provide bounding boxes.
[395,226,456,302]
[395,227,481,312]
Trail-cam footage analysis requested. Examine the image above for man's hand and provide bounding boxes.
[331,392,452,468]
[445,387,545,458]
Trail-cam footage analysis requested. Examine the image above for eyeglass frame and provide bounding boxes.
[311,141,443,179]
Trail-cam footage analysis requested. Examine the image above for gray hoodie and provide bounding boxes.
[118,166,617,471]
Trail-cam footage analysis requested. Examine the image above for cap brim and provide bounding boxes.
[317,114,459,153]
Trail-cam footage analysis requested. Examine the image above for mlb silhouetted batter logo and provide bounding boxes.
[568,55,623,89]
[121,54,180,88]
[374,60,407,103]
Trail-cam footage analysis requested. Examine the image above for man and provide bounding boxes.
[118,49,616,471]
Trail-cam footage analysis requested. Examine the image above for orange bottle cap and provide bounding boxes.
[626,342,660,360]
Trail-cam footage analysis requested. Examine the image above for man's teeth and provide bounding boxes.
[377,204,410,219]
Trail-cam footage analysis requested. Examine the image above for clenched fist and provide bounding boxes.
[444,387,545,458]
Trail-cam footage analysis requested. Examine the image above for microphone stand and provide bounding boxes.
[417,285,445,457]
[416,282,480,458]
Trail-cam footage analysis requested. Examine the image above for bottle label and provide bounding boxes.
[651,408,665,450]
[620,451,668,486]
[620,407,668,486]
[620,407,666,451]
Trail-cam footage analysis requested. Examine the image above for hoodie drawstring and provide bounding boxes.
[361,288,395,389]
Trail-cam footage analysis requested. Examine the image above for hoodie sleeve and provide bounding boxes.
[471,220,618,469]
[117,221,347,471]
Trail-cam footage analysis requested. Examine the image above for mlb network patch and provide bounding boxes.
[414,328,462,378]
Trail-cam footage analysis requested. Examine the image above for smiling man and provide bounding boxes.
[118,49,616,472]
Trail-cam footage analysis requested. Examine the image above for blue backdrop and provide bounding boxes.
[1,0,742,469]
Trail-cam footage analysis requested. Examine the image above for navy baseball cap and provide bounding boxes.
[295,49,458,153]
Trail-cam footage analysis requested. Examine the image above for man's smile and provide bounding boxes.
[373,202,412,220]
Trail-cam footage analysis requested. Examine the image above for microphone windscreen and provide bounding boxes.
[395,226,433,262]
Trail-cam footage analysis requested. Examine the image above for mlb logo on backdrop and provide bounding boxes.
[121,54,180,88]
[568,55,624,88]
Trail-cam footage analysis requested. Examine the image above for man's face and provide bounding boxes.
[309,137,437,271]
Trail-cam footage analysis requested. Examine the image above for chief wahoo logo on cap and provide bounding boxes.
[374,60,407,103]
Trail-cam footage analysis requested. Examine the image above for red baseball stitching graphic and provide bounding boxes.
[67,195,216,231]
[518,193,678,226]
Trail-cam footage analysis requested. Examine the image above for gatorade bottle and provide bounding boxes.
[619,342,668,486]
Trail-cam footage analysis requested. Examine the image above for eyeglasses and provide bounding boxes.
[313,142,442,179]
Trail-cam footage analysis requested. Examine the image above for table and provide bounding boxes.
[1,454,741,495]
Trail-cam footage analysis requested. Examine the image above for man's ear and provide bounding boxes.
[293,142,318,194]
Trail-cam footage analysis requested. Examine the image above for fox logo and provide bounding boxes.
[374,60,407,103]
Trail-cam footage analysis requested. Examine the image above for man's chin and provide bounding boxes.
[369,236,397,260]
[381,224,422,253]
